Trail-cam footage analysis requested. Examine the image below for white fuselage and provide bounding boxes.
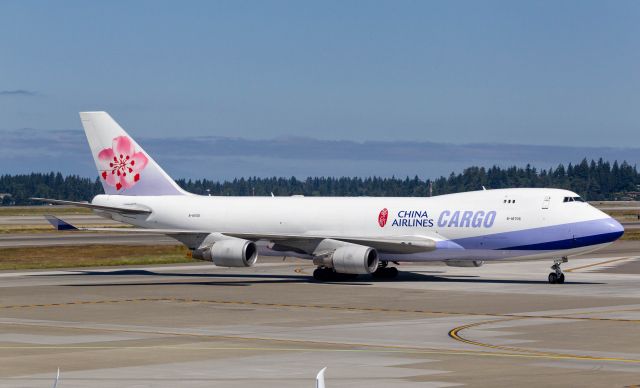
[92,187,624,263]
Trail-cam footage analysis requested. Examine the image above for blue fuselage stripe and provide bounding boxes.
[448,218,623,251]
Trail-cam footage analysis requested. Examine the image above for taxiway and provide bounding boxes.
[1,243,639,387]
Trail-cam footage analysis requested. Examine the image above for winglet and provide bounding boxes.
[45,215,78,231]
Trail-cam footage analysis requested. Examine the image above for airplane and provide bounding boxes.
[36,112,624,284]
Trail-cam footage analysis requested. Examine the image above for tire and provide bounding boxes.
[337,273,359,281]
[384,267,399,279]
[372,267,399,280]
[313,268,358,282]
[548,273,558,284]
[558,273,565,284]
[313,268,331,281]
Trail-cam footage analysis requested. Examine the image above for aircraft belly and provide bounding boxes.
[378,243,613,262]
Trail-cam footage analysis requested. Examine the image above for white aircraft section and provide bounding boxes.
[37,112,624,283]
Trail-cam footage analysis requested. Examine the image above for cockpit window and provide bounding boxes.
[563,196,585,203]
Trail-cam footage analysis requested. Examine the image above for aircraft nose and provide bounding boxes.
[600,217,624,242]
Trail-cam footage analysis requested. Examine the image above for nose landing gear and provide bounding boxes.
[548,257,567,284]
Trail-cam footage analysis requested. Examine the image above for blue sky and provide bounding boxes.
[1,1,639,178]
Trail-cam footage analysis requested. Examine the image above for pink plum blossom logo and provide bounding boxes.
[97,136,149,191]
[378,208,389,227]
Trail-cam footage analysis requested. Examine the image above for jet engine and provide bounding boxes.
[314,245,379,274]
[192,238,258,267]
[445,260,484,267]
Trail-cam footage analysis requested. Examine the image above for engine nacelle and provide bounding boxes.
[211,239,258,267]
[315,245,378,274]
[193,238,258,267]
[445,260,484,267]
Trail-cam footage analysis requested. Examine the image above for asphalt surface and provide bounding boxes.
[1,243,640,387]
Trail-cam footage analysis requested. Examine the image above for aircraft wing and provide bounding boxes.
[31,197,151,215]
[44,216,436,254]
[224,232,436,254]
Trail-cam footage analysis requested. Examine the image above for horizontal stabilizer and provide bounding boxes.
[31,198,152,215]
[44,215,78,231]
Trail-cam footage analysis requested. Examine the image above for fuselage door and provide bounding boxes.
[542,196,551,210]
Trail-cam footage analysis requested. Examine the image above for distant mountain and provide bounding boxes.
[3,129,639,180]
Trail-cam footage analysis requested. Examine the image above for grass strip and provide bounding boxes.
[621,230,640,241]
[0,244,193,270]
[0,206,92,216]
[0,225,130,234]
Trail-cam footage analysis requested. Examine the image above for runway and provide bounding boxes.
[1,244,640,387]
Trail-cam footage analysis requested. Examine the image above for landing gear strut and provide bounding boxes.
[548,257,567,284]
[372,261,399,280]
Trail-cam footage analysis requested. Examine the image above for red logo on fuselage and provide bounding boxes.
[378,208,389,227]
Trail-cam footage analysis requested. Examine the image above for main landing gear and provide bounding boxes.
[312,267,358,281]
[312,261,400,282]
[372,261,399,280]
[548,257,567,284]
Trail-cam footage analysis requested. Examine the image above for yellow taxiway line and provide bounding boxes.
[566,256,634,272]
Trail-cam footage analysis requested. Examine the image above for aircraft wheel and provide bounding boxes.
[373,266,399,279]
[339,273,359,281]
[313,268,333,281]
[549,258,566,285]
[313,268,358,282]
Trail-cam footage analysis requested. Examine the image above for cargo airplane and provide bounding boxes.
[36,112,624,284]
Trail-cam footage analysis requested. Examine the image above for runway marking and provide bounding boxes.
[294,267,308,275]
[448,316,640,364]
[3,341,640,364]
[566,257,635,272]
[2,298,640,323]
[2,298,640,364]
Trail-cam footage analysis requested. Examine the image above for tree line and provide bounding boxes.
[1,159,639,205]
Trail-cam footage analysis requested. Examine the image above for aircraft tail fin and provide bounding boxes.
[80,111,187,196]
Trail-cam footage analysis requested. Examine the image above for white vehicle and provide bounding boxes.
[38,112,624,284]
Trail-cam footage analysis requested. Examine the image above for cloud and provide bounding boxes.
[0,89,38,96]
